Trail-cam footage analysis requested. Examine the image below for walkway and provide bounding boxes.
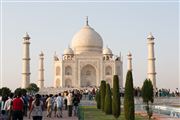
[136,112,180,120]
[24,109,78,120]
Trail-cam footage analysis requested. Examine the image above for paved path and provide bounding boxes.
[136,112,180,120]
[24,109,78,120]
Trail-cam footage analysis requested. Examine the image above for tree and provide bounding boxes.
[100,80,106,111]
[14,88,27,96]
[0,87,11,98]
[124,70,135,120]
[95,89,101,109]
[14,88,22,95]
[104,83,112,114]
[112,75,121,119]
[142,79,154,120]
[26,83,39,95]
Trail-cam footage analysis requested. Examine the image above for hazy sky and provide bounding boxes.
[0,0,179,91]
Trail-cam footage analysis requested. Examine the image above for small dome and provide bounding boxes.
[71,18,103,54]
[103,47,112,55]
[63,47,74,55]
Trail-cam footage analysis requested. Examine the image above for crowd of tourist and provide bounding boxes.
[119,87,180,97]
[155,88,179,97]
[0,89,83,120]
[0,86,179,120]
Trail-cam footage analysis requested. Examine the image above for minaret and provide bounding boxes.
[37,52,44,89]
[127,52,132,71]
[147,33,156,88]
[22,32,31,88]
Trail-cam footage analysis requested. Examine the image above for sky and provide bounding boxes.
[0,0,179,91]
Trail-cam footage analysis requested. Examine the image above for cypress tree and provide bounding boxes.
[112,75,121,119]
[100,80,106,111]
[124,70,135,120]
[142,79,154,104]
[95,89,101,109]
[104,83,112,114]
[142,79,154,120]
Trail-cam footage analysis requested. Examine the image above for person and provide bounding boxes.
[28,96,33,110]
[46,94,53,118]
[0,96,2,111]
[67,93,73,117]
[22,94,28,117]
[53,95,57,117]
[175,88,179,96]
[73,94,80,116]
[84,89,88,100]
[29,94,43,120]
[12,92,24,120]
[0,110,8,120]
[64,93,68,110]
[4,93,13,120]
[56,93,63,118]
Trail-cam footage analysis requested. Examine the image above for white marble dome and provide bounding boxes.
[63,47,74,54]
[103,47,112,55]
[71,24,103,54]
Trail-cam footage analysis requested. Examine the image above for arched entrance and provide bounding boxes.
[81,64,96,87]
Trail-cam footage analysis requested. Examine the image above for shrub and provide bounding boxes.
[124,70,135,120]
[142,79,154,120]
[112,75,121,119]
[104,83,112,114]
[95,89,101,109]
[100,80,106,111]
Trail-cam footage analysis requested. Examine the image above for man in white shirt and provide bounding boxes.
[67,93,73,117]
[4,93,13,120]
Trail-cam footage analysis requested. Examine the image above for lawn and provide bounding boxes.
[79,106,148,120]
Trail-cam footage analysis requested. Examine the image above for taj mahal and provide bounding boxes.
[21,17,156,91]
[53,17,123,89]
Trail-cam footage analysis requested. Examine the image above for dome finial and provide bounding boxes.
[24,32,29,37]
[147,32,154,39]
[86,16,89,26]
[40,51,44,56]
[23,32,30,39]
[128,51,132,56]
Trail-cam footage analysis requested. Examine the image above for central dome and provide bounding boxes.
[71,18,103,54]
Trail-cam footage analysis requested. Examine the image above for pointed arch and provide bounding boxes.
[105,66,112,75]
[65,66,72,75]
[81,64,96,87]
